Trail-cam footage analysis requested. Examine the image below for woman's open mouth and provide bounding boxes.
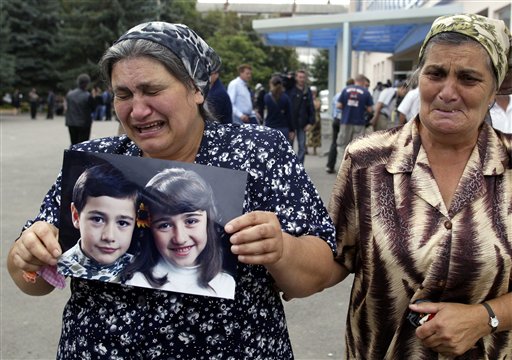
[136,121,165,134]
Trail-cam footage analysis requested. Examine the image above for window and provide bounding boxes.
[495,4,511,29]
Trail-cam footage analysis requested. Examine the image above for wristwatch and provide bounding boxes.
[482,302,499,333]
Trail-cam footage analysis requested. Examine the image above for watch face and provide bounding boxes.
[490,318,499,327]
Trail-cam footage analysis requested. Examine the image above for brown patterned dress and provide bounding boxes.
[307,97,322,150]
[329,119,512,359]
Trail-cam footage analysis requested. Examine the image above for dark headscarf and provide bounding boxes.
[114,22,221,98]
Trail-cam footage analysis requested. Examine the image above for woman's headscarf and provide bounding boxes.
[114,22,221,98]
[419,13,512,94]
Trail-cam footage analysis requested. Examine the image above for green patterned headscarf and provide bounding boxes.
[419,13,511,89]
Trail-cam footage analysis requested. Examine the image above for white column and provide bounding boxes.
[328,45,337,114]
[339,21,352,88]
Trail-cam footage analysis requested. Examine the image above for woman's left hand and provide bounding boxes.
[225,211,284,265]
[226,211,335,299]
[410,302,489,357]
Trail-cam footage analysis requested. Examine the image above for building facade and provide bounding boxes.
[253,0,511,110]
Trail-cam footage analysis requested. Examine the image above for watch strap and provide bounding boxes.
[482,302,498,333]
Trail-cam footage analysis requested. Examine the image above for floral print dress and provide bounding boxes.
[24,120,336,359]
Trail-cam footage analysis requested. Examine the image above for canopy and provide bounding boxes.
[253,4,463,54]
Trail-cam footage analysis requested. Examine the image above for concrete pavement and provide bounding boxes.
[0,113,352,359]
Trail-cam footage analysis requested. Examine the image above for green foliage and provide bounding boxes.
[159,0,201,30]
[56,0,158,90]
[0,6,16,95]
[310,49,329,90]
[3,0,61,95]
[2,0,300,100]
[207,33,271,86]
[200,10,299,89]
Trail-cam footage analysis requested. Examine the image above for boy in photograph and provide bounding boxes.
[58,163,139,282]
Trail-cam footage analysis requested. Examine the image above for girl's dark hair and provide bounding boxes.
[123,168,224,289]
[99,39,214,121]
[269,75,284,103]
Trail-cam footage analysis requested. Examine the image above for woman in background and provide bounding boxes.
[263,75,294,142]
[307,86,322,155]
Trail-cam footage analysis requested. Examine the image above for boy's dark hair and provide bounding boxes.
[72,163,139,213]
[123,168,224,290]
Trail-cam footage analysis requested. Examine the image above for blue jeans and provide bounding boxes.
[293,127,306,164]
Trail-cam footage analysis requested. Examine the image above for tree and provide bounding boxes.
[159,0,201,30]
[56,0,158,91]
[3,0,61,95]
[0,4,16,96]
[199,10,299,89]
[208,32,270,86]
[310,49,329,90]
[55,0,205,91]
[2,0,300,100]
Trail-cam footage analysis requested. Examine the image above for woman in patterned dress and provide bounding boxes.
[7,22,336,359]
[327,14,512,359]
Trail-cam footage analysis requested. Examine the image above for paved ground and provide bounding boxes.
[1,112,352,359]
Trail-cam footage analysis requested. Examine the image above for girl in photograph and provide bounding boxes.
[124,168,235,299]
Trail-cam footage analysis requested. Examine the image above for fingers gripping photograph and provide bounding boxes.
[6,21,337,359]
[327,13,512,359]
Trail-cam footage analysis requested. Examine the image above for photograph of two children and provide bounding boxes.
[57,150,247,300]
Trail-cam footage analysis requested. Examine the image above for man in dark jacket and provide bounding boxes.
[286,70,315,164]
[65,74,94,145]
[207,62,232,124]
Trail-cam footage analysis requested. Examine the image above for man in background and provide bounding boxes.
[28,88,39,120]
[490,94,512,133]
[46,90,55,119]
[371,81,407,130]
[65,73,94,145]
[397,86,420,124]
[287,69,315,164]
[227,64,257,125]
[325,80,351,174]
[336,74,373,162]
[207,61,232,124]
[254,83,266,121]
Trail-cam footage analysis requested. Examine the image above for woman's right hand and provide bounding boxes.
[7,221,61,295]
